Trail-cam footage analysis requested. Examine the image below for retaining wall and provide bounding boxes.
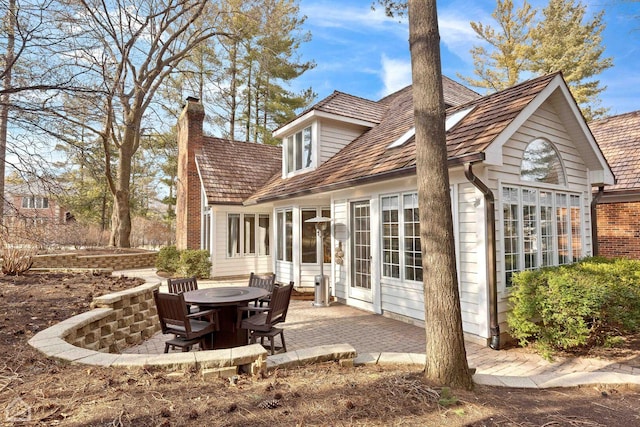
[32,251,157,270]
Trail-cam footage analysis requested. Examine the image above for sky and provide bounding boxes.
[290,0,640,117]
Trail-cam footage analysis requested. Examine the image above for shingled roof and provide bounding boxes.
[245,73,559,205]
[197,137,282,205]
[590,110,640,192]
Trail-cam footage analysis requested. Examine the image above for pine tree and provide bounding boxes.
[459,0,536,91]
[528,0,612,120]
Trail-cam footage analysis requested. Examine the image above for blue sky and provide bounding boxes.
[291,0,640,116]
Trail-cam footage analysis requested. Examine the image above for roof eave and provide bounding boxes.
[273,110,379,138]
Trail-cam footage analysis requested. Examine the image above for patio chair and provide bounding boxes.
[167,276,199,313]
[237,282,294,355]
[153,290,220,353]
[248,272,276,307]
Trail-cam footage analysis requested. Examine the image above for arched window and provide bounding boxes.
[520,139,566,185]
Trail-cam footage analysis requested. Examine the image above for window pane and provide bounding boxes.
[502,187,520,287]
[556,194,569,265]
[403,193,422,281]
[277,212,284,261]
[521,139,565,185]
[302,209,317,263]
[570,195,582,261]
[522,189,537,270]
[258,214,270,256]
[286,136,294,174]
[244,215,256,255]
[228,214,240,257]
[303,127,313,168]
[295,132,303,171]
[285,210,293,262]
[322,208,332,263]
[381,196,400,279]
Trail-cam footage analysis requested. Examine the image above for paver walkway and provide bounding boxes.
[121,269,640,388]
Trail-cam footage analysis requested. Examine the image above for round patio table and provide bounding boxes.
[183,287,268,349]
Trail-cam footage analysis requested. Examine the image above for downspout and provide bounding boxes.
[591,186,604,256]
[464,162,500,350]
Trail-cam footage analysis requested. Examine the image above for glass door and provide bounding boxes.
[350,201,372,302]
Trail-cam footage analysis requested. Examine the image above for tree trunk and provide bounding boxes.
[408,0,474,390]
[0,0,16,221]
[109,135,134,248]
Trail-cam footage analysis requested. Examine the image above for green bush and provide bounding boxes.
[507,257,640,357]
[155,245,180,274]
[177,249,211,279]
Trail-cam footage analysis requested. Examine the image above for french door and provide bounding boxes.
[350,200,372,302]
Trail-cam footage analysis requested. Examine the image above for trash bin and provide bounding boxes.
[313,275,330,307]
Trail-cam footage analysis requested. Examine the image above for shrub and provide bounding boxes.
[507,257,640,357]
[177,250,211,279]
[155,245,180,274]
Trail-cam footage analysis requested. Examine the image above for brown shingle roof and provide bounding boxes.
[245,73,559,205]
[197,137,282,205]
[590,111,640,192]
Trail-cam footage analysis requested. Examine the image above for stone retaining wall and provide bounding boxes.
[60,282,161,352]
[32,251,157,270]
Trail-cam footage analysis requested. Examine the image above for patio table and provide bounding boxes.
[183,286,268,349]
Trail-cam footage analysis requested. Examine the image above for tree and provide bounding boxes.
[51,0,228,247]
[528,0,612,120]
[377,0,474,389]
[462,0,612,120]
[459,0,535,91]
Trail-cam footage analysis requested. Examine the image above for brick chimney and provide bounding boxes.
[176,97,205,250]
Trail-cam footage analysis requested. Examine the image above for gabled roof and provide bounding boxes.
[196,137,281,205]
[590,110,640,192]
[245,73,567,205]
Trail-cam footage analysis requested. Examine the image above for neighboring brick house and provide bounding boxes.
[3,182,70,225]
[590,111,640,258]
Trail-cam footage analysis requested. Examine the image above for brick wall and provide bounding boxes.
[63,283,160,353]
[596,201,640,259]
[32,252,157,270]
[176,97,204,250]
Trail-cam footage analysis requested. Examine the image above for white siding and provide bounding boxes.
[209,205,273,278]
[332,199,348,299]
[318,119,368,163]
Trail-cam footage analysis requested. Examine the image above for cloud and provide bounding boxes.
[379,54,412,97]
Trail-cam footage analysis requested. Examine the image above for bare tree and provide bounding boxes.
[41,0,232,247]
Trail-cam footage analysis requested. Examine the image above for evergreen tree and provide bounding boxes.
[528,0,612,120]
[459,0,536,91]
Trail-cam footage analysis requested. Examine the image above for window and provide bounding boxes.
[228,214,240,257]
[521,139,566,185]
[380,192,422,282]
[284,126,313,174]
[381,196,400,278]
[502,186,583,286]
[22,196,48,209]
[301,209,317,263]
[300,208,332,264]
[276,209,293,262]
[227,213,270,258]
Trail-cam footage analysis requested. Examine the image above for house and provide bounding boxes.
[175,72,614,347]
[3,182,70,226]
[589,111,640,259]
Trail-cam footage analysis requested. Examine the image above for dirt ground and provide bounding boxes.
[0,272,639,426]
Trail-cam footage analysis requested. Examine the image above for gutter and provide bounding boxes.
[591,186,604,256]
[464,162,500,350]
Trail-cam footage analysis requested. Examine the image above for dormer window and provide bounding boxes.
[284,126,313,175]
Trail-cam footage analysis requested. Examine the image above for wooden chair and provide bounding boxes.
[237,282,294,355]
[248,272,276,306]
[167,276,199,313]
[153,290,219,353]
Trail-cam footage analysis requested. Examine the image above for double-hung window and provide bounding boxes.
[227,213,270,257]
[301,208,332,264]
[22,196,48,209]
[381,193,422,282]
[502,186,583,286]
[284,126,313,175]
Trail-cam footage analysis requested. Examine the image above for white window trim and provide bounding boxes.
[283,124,315,178]
[226,213,271,259]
